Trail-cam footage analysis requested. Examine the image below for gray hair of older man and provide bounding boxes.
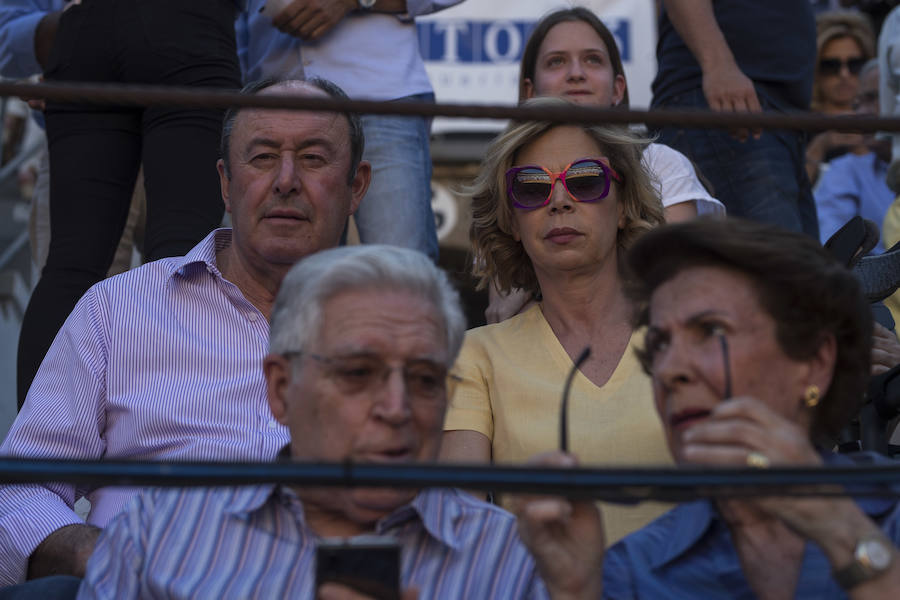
[269,245,467,364]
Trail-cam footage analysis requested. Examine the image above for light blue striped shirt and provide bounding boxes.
[0,229,290,586]
[78,486,549,599]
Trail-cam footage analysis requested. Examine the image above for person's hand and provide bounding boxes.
[682,396,821,468]
[680,397,851,537]
[272,0,356,41]
[872,322,900,375]
[685,400,900,593]
[486,282,534,324]
[701,62,761,141]
[317,583,418,600]
[28,523,101,580]
[15,75,46,111]
[508,452,605,600]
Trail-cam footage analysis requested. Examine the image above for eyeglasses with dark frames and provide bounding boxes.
[281,350,450,401]
[818,57,866,77]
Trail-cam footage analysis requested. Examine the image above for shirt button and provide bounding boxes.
[267,420,278,429]
[248,312,258,322]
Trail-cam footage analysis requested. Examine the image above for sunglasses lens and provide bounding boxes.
[564,160,608,202]
[819,57,866,76]
[819,58,841,75]
[510,168,552,207]
[848,57,866,75]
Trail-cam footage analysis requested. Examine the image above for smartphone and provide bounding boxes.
[315,536,401,600]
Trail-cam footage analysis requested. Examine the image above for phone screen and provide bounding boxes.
[315,536,401,600]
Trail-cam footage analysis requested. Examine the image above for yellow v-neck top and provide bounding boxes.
[445,304,674,544]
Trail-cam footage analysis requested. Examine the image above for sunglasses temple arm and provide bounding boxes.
[560,346,592,454]
[719,334,732,401]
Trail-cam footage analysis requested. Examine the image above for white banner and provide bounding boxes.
[418,0,657,134]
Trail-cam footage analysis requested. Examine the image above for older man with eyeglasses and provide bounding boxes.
[77,245,549,600]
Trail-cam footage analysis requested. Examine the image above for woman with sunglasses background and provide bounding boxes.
[483,6,723,325]
[439,98,673,544]
[806,10,877,183]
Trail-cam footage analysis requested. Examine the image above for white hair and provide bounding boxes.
[269,245,466,363]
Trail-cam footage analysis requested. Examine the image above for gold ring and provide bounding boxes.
[746,451,771,469]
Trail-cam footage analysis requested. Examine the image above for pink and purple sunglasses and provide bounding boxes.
[505,157,622,210]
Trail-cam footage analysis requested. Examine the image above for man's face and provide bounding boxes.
[217,82,369,270]
[264,287,450,528]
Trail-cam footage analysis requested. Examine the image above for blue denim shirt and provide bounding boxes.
[815,153,895,252]
[603,452,900,599]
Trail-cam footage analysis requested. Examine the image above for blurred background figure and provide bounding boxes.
[879,3,900,162]
[651,0,818,236]
[238,0,466,264]
[806,10,877,183]
[815,60,894,247]
[15,0,243,406]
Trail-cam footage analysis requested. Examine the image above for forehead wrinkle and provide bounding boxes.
[242,134,340,157]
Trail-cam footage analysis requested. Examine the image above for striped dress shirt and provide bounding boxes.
[77,486,549,599]
[0,229,290,586]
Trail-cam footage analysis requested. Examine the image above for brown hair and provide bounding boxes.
[626,218,872,443]
[468,97,663,296]
[519,7,630,108]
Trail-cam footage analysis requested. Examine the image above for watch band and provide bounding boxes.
[358,0,376,9]
[833,560,869,590]
[832,536,893,590]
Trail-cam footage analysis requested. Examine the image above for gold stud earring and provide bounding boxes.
[804,384,820,408]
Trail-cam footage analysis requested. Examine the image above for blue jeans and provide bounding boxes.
[354,93,439,261]
[653,88,818,238]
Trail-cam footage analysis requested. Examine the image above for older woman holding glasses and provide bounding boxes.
[515,218,900,600]
[439,98,672,544]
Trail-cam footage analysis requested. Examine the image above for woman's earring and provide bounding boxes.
[804,384,820,408]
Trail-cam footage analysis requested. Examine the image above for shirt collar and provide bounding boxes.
[221,454,464,552]
[222,483,281,516]
[821,451,899,517]
[166,227,232,281]
[378,488,465,551]
[648,500,717,570]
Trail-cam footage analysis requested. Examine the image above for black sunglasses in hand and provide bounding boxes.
[560,346,592,453]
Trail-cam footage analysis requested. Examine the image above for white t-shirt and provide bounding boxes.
[643,142,725,215]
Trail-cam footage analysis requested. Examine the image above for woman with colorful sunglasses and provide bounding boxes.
[439,98,673,544]
[484,6,723,324]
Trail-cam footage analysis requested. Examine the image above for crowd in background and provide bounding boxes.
[0,1,900,598]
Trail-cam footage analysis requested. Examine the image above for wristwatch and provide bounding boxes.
[832,535,894,590]
[358,0,376,8]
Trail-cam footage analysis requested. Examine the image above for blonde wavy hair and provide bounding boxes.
[467,97,664,296]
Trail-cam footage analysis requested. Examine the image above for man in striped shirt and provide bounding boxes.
[0,77,371,590]
[77,245,548,599]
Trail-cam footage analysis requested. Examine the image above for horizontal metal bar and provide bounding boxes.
[2,459,899,502]
[1,80,899,133]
